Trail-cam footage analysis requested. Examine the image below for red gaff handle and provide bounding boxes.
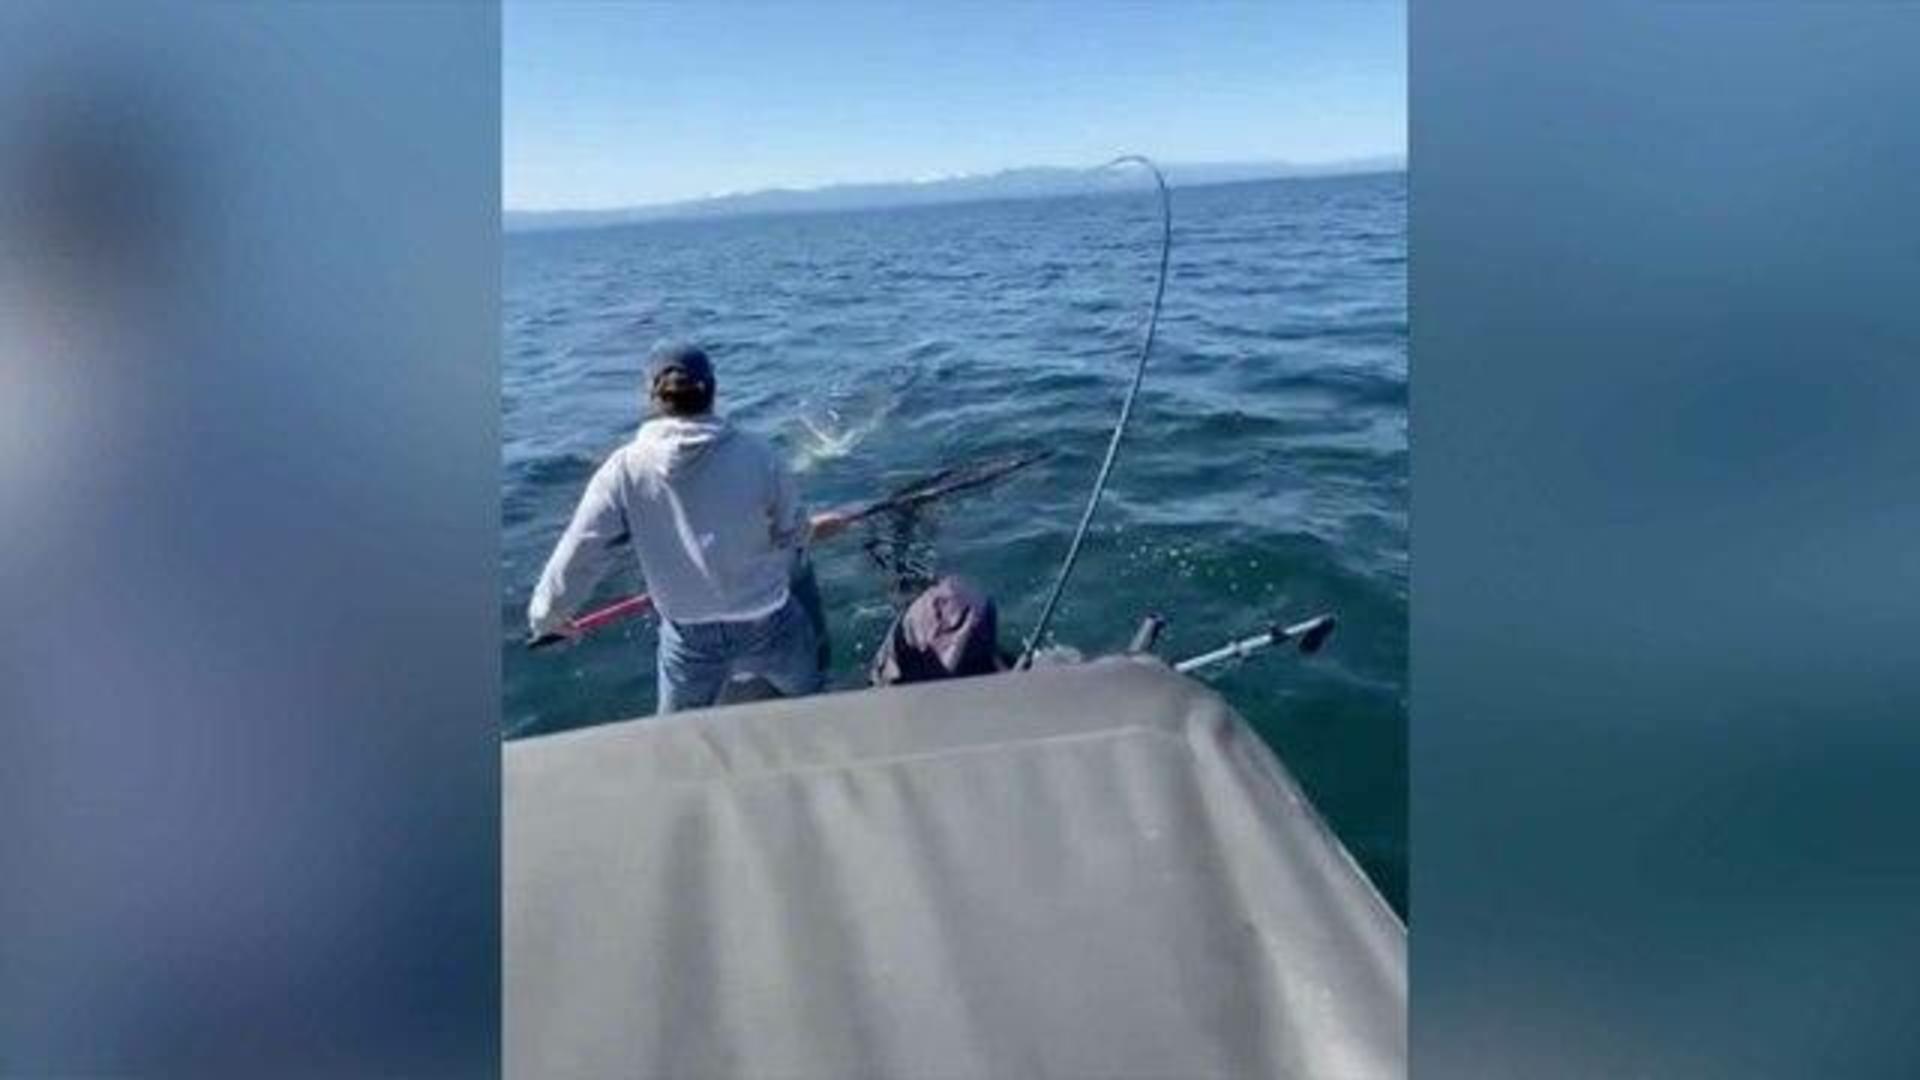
[570,593,654,633]
[526,593,655,650]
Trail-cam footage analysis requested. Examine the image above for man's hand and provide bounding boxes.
[526,615,581,650]
[809,509,856,543]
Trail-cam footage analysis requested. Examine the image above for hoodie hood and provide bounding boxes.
[634,414,735,477]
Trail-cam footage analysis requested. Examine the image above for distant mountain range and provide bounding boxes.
[503,156,1404,233]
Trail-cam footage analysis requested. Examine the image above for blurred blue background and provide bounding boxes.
[0,3,497,1075]
[1413,3,1920,1076]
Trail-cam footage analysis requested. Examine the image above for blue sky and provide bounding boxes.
[504,2,1404,211]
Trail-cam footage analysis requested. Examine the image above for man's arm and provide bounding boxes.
[767,446,810,551]
[527,457,631,639]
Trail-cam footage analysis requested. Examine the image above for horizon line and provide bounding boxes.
[502,152,1406,216]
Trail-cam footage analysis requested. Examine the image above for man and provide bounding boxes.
[528,342,849,713]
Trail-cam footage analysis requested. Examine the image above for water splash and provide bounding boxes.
[787,363,921,472]
[791,407,881,471]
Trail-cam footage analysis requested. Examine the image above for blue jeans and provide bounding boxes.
[655,594,823,714]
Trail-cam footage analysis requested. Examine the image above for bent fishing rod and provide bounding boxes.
[1016,155,1172,669]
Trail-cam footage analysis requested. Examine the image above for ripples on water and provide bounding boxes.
[502,172,1407,912]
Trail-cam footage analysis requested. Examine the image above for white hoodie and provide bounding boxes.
[528,415,805,633]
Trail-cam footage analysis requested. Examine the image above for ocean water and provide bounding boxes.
[502,172,1407,913]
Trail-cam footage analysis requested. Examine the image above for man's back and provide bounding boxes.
[615,415,802,622]
[528,414,804,632]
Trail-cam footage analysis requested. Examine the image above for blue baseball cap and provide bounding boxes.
[646,341,715,389]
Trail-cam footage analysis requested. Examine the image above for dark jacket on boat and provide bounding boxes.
[870,576,1009,686]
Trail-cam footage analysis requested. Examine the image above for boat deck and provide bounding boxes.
[505,657,1405,1078]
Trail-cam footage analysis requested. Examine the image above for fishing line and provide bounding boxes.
[1017,155,1172,668]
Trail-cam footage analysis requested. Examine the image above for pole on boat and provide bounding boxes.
[1171,613,1336,675]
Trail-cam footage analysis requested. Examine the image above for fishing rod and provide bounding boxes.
[527,448,1050,650]
[1172,613,1337,675]
[852,448,1050,521]
[1016,155,1172,669]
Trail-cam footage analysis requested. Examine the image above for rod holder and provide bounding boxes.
[1128,614,1167,654]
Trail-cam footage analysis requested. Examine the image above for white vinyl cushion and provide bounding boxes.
[505,658,1405,1079]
